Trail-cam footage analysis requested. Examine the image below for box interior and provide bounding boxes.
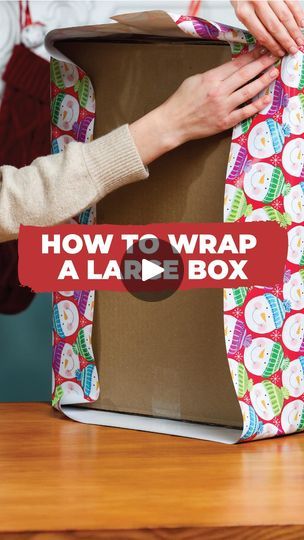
[58,37,243,429]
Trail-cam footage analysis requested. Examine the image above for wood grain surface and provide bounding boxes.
[1,403,304,539]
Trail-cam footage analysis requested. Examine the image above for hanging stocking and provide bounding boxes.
[0,0,49,314]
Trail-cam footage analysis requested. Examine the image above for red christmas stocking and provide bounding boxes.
[0,43,50,313]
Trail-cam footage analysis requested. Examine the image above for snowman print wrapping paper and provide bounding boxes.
[51,14,304,442]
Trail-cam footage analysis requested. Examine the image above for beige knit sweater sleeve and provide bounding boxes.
[0,124,149,242]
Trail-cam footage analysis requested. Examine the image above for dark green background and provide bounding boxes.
[0,293,52,401]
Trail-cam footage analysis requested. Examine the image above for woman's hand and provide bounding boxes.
[231,0,304,56]
[130,48,278,165]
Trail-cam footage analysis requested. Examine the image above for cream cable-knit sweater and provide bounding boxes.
[0,124,149,242]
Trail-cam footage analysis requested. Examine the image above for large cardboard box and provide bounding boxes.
[47,11,304,443]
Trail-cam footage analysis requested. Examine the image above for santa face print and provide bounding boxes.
[58,343,80,379]
[250,383,275,420]
[281,399,304,433]
[244,337,274,376]
[248,121,275,158]
[282,138,304,178]
[55,300,79,337]
[287,226,304,265]
[243,162,276,202]
[282,358,304,397]
[57,95,79,131]
[283,184,304,223]
[245,296,276,334]
[282,95,304,135]
[281,51,304,89]
[283,271,304,311]
[282,313,304,351]
[60,381,85,404]
[59,291,74,297]
[60,62,79,87]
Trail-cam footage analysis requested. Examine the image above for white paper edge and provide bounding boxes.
[62,406,241,444]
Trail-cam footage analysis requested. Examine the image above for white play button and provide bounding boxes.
[141,259,164,282]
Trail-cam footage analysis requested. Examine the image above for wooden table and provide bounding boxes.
[1,403,304,539]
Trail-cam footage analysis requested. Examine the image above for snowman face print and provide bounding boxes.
[52,135,74,153]
[245,208,268,222]
[228,358,239,391]
[60,381,85,404]
[248,122,274,158]
[254,422,278,439]
[245,296,275,334]
[85,80,96,113]
[253,80,278,115]
[224,314,236,352]
[57,96,79,131]
[283,272,304,311]
[57,300,79,337]
[89,366,100,400]
[282,138,304,178]
[282,96,304,135]
[284,184,304,223]
[243,162,272,201]
[282,358,304,397]
[84,291,94,322]
[250,383,274,420]
[223,184,236,221]
[282,313,304,351]
[281,51,304,88]
[287,226,304,265]
[281,400,304,433]
[61,62,79,87]
[224,289,236,312]
[226,143,240,179]
[59,343,80,379]
[82,324,94,359]
[85,118,94,143]
[244,337,273,375]
[240,401,252,438]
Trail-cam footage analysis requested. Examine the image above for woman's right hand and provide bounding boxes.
[130,47,278,165]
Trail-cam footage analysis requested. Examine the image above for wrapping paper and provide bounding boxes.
[50,11,304,442]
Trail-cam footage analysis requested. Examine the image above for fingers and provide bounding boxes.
[229,65,279,108]
[270,1,304,47]
[235,1,285,56]
[285,0,304,27]
[209,45,267,80]
[226,94,273,130]
[256,1,298,54]
[224,52,277,94]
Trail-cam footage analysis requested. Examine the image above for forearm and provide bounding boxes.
[0,124,148,242]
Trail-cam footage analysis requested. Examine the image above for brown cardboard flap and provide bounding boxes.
[58,39,243,429]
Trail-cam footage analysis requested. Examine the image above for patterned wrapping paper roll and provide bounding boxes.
[50,12,304,442]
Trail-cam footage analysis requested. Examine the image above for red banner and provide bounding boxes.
[18,222,287,293]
